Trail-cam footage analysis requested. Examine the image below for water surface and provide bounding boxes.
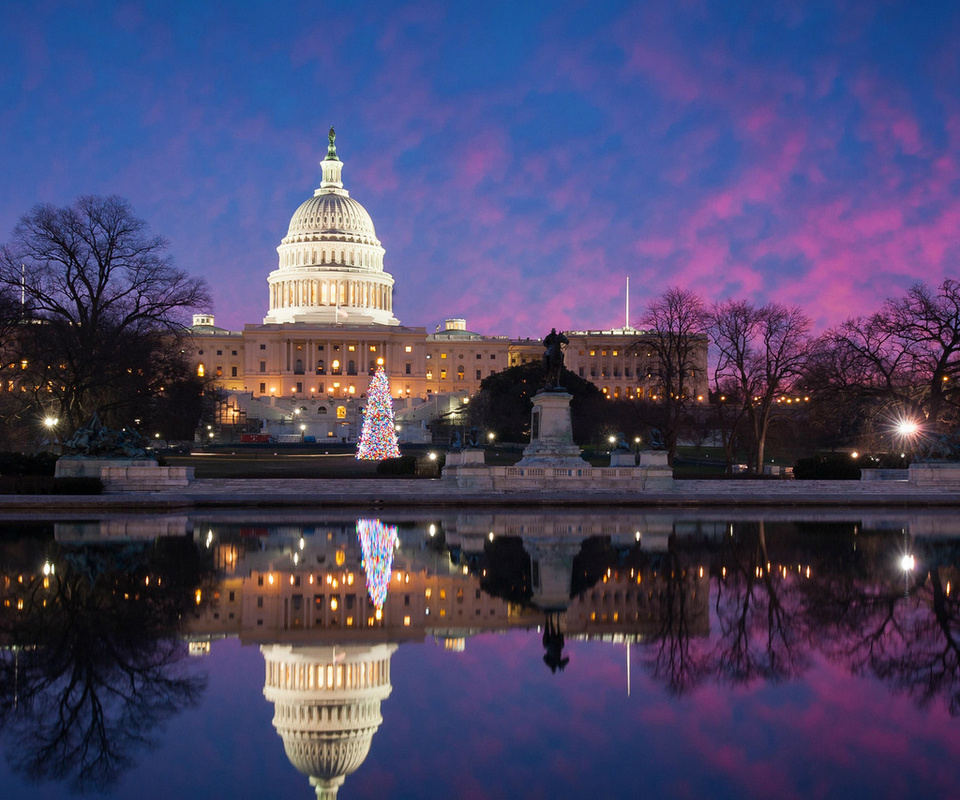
[1,509,958,799]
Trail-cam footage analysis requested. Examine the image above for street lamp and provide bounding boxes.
[43,416,58,454]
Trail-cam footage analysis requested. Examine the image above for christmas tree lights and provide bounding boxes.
[356,366,402,460]
[357,518,398,613]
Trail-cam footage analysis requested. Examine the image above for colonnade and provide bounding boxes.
[269,277,392,313]
[265,656,390,693]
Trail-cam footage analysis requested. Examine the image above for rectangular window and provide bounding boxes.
[490,354,496,359]
[296,382,303,393]
[257,597,263,608]
[259,382,266,393]
[260,344,266,350]
[405,345,412,353]
[440,353,447,359]
[476,370,482,379]
[476,353,482,359]
[231,366,238,377]
[405,363,411,374]
[440,370,447,380]
[259,361,266,372]
[216,350,222,356]
[232,350,238,356]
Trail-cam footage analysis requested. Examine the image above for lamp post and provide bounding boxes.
[43,416,58,454]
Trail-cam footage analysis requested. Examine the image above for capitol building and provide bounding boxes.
[187,130,704,440]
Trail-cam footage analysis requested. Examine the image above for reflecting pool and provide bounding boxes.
[1,508,960,799]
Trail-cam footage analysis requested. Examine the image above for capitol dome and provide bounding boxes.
[264,129,399,327]
[262,643,397,800]
[286,192,380,246]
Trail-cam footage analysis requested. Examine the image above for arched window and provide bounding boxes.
[347,360,356,375]
[457,366,464,380]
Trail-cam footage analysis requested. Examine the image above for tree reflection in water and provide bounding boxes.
[468,519,960,714]
[0,531,212,792]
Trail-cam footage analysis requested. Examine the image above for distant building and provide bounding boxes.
[186,130,707,439]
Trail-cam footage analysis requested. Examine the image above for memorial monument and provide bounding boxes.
[54,413,193,492]
[514,328,589,467]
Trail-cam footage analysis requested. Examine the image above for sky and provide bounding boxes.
[2,0,959,337]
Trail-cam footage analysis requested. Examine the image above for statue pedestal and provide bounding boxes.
[55,458,193,492]
[444,449,485,467]
[609,451,636,467]
[441,448,492,488]
[908,461,960,486]
[515,391,589,467]
[56,457,158,478]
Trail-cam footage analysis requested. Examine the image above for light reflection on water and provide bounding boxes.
[1,508,959,799]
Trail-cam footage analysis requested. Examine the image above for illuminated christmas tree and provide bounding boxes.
[356,366,402,460]
[357,518,398,616]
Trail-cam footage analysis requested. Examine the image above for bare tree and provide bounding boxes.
[638,288,709,464]
[711,301,811,473]
[0,195,212,433]
[814,280,960,447]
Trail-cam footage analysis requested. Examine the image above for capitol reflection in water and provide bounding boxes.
[1,509,960,798]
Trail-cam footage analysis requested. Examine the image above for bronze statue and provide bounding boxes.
[63,412,149,459]
[542,328,568,390]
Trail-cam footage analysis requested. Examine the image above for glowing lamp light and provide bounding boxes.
[897,420,920,437]
[901,554,916,571]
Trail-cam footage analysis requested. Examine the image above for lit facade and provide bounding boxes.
[186,131,708,433]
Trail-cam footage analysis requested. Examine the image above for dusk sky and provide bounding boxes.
[3,0,959,336]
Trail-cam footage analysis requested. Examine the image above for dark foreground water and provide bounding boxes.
[1,508,959,800]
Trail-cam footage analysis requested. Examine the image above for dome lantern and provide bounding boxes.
[319,127,344,192]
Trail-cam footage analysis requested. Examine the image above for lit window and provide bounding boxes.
[197,364,205,377]
[440,353,447,359]
[405,346,412,353]
[348,345,355,352]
